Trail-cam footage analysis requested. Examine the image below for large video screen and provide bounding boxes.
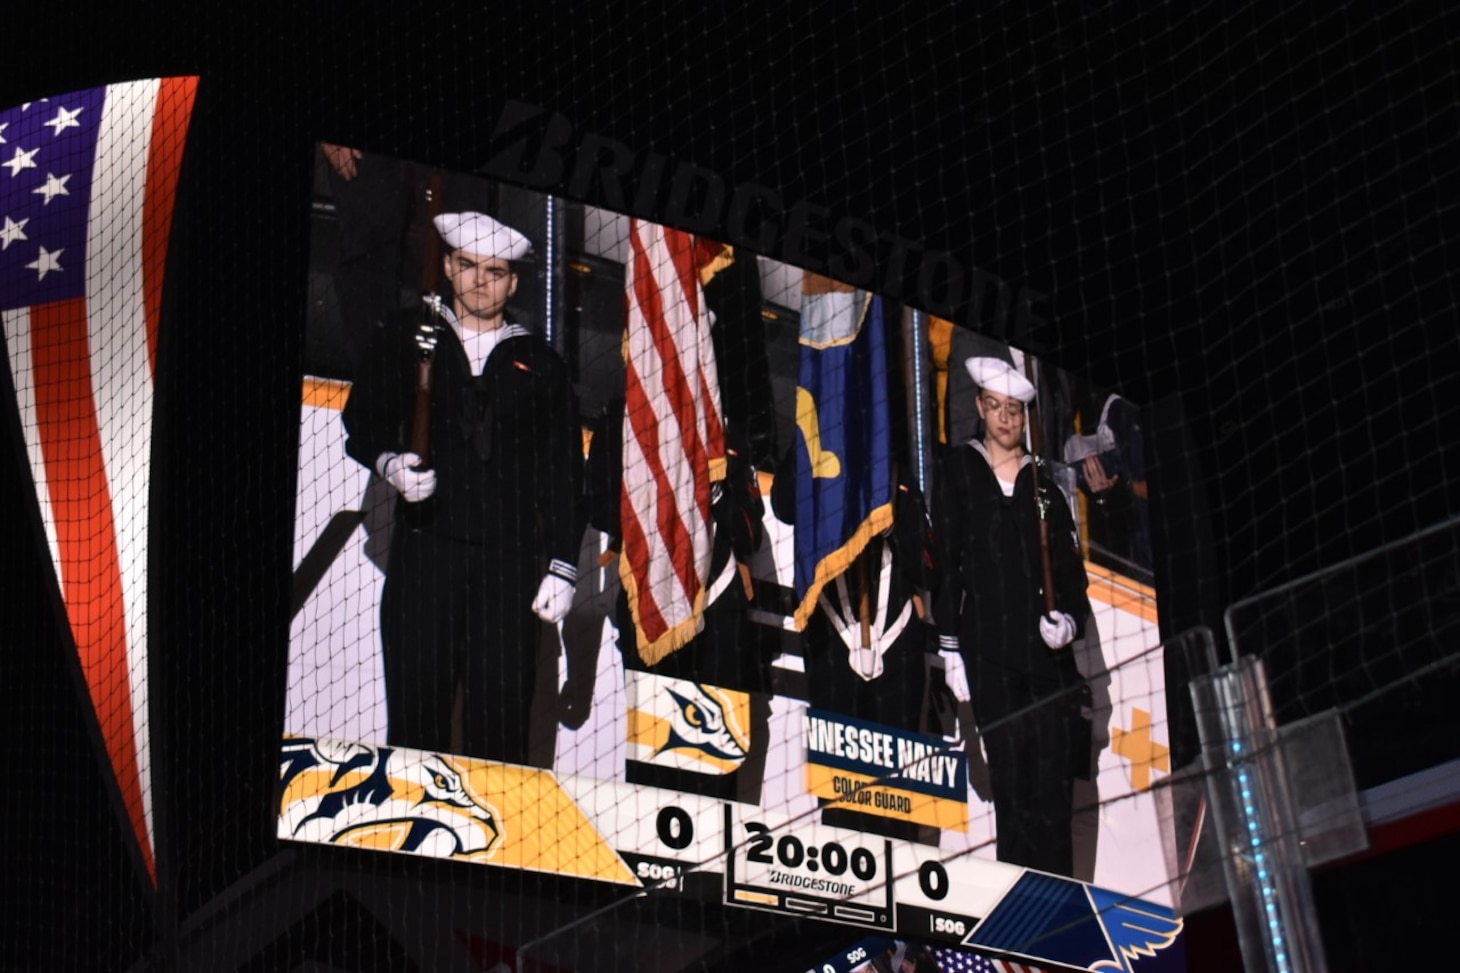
[279,147,1181,971]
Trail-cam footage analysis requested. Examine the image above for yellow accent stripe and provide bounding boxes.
[735,889,781,905]
[459,760,638,884]
[626,708,669,751]
[620,549,710,667]
[698,246,736,287]
[302,377,351,410]
[1086,566,1160,624]
[928,316,955,370]
[805,765,969,831]
[797,291,873,350]
[1086,561,1156,599]
[929,316,955,444]
[338,821,414,851]
[791,501,896,631]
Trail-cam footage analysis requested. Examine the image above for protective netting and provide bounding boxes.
[281,160,1183,972]
[1225,518,1460,802]
[2,5,1458,972]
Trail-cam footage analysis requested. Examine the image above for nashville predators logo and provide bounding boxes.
[661,684,748,763]
[627,673,751,774]
[278,738,504,860]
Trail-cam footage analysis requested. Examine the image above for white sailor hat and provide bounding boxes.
[433,211,532,261]
[964,356,1036,403]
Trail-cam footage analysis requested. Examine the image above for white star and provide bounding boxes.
[26,246,63,280]
[44,106,83,137]
[33,172,71,204]
[20,100,48,111]
[0,216,28,250]
[3,146,39,178]
[0,121,8,144]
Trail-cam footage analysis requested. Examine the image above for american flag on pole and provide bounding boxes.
[619,220,727,665]
[1,78,199,885]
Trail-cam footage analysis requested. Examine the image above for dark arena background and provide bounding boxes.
[2,5,1457,972]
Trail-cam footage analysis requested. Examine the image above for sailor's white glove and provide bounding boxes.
[1039,611,1078,650]
[377,451,436,502]
[532,574,575,624]
[939,648,971,704]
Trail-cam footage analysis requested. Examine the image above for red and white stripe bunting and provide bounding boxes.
[619,221,726,665]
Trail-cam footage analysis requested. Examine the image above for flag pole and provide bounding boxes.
[1022,353,1058,613]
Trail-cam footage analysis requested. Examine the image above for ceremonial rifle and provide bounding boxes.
[408,169,445,467]
[1022,355,1058,614]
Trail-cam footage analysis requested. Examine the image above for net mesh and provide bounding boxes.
[1,5,1458,972]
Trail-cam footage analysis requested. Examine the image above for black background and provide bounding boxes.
[2,3,1457,970]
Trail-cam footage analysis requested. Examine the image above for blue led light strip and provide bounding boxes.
[1234,742,1292,973]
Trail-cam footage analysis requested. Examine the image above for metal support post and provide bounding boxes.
[1190,655,1328,973]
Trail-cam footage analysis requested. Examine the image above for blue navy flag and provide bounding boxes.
[792,285,894,629]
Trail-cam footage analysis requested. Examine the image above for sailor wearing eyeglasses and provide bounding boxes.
[932,356,1091,877]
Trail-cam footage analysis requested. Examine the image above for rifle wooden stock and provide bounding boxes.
[1037,507,1056,613]
[408,170,446,470]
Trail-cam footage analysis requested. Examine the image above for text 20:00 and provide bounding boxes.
[742,823,876,879]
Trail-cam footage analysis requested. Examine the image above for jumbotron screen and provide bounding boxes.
[279,149,1181,972]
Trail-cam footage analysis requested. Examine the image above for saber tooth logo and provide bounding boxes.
[279,738,505,860]
[662,684,748,762]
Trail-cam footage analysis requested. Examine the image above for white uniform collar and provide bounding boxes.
[968,438,1032,471]
[969,439,1031,497]
[436,302,530,375]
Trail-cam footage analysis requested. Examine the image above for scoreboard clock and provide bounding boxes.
[723,804,896,931]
